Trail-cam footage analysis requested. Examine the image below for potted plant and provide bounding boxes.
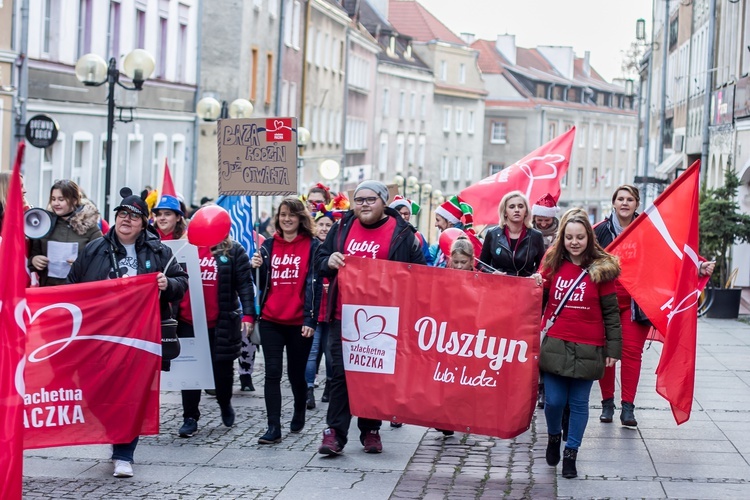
[699,165,750,318]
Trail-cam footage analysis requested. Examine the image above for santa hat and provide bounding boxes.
[532,193,560,218]
[389,195,420,215]
[435,195,465,225]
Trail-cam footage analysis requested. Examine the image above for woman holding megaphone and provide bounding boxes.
[29,179,103,286]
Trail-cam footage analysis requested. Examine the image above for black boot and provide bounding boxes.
[321,381,330,403]
[220,404,235,427]
[290,409,305,433]
[600,398,615,423]
[258,424,282,444]
[240,374,255,392]
[536,383,545,409]
[562,447,578,478]
[561,404,570,442]
[546,433,562,466]
[306,387,316,409]
[621,401,638,427]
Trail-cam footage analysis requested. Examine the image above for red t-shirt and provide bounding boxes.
[179,246,220,328]
[262,233,312,325]
[334,217,397,320]
[540,260,616,346]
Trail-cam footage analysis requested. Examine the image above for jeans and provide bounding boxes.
[178,322,235,420]
[260,320,313,426]
[112,437,139,463]
[305,322,331,387]
[326,320,381,446]
[543,372,594,450]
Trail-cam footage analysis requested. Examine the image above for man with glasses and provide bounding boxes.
[67,188,188,479]
[315,180,425,456]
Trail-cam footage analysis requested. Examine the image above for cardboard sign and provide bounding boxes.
[217,117,298,196]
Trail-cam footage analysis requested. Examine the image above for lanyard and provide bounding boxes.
[541,268,588,338]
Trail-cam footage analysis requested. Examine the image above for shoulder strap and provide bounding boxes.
[541,268,588,337]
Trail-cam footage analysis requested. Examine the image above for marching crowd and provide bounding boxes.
[0,173,716,481]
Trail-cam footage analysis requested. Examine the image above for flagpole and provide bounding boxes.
[254,195,261,317]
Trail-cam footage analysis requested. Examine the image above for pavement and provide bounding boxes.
[22,317,750,499]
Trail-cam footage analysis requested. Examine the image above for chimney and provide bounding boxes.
[460,32,475,45]
[495,34,516,66]
[583,51,591,77]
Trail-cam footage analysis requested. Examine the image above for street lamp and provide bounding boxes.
[319,159,340,181]
[393,174,434,232]
[196,96,254,121]
[75,49,155,217]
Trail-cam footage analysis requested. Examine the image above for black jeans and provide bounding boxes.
[260,320,313,426]
[179,322,235,420]
[326,320,381,446]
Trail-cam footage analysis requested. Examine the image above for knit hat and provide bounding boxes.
[389,195,420,215]
[113,187,148,216]
[460,202,474,231]
[354,180,389,204]
[532,193,560,218]
[435,195,464,225]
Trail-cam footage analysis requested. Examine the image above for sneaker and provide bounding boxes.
[178,417,198,438]
[318,428,343,456]
[112,459,133,478]
[362,430,383,454]
[306,387,316,410]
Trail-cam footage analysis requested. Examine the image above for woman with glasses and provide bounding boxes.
[29,179,103,286]
[251,196,321,444]
[67,188,188,479]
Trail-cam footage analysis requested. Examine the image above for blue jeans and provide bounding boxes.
[112,437,139,462]
[543,373,594,450]
[305,322,331,387]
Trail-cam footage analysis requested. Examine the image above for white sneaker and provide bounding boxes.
[112,459,133,478]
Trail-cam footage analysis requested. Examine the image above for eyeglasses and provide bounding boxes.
[116,210,142,221]
[353,197,379,206]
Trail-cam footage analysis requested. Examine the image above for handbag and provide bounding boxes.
[631,299,653,327]
[250,322,262,346]
[161,318,181,360]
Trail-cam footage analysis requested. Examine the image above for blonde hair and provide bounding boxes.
[450,235,474,260]
[0,172,11,209]
[497,190,532,229]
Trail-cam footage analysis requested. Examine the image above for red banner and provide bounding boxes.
[0,142,28,500]
[608,161,701,424]
[460,128,575,225]
[22,275,162,449]
[339,258,542,438]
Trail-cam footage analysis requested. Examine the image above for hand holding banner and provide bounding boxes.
[339,258,542,438]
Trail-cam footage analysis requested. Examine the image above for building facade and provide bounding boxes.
[0,0,14,170]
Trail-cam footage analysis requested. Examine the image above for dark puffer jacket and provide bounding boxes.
[479,226,546,277]
[30,201,103,286]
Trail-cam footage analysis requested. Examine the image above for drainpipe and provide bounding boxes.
[275,0,286,116]
[700,0,717,185]
[657,0,669,166]
[12,0,30,156]
[190,0,204,206]
[300,0,313,126]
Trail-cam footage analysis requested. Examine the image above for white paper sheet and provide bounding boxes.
[47,241,78,279]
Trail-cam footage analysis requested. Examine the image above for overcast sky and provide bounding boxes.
[418,0,653,82]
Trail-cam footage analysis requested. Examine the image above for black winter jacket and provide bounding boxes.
[593,212,640,249]
[316,208,427,321]
[479,226,546,277]
[67,226,189,321]
[255,235,322,329]
[210,241,255,361]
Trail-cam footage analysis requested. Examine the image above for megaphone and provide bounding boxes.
[24,208,53,239]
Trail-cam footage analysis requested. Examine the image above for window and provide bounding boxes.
[284,0,293,47]
[395,134,405,172]
[455,108,463,133]
[407,135,416,166]
[459,63,466,83]
[135,8,146,49]
[126,134,144,192]
[324,34,331,69]
[548,122,557,141]
[466,156,473,180]
[171,135,186,192]
[329,109,336,144]
[253,0,262,9]
[441,155,450,180]
[382,88,390,117]
[99,134,118,208]
[467,110,475,134]
[320,109,328,144]
[311,107,319,143]
[291,1,301,49]
[607,127,614,150]
[490,121,507,144]
[605,168,612,187]
[288,82,297,117]
[280,80,289,116]
[420,95,426,118]
[453,156,462,181]
[306,27,314,63]
[333,40,342,72]
[619,168,626,185]
[591,167,599,187]
[620,129,628,151]
[578,124,587,147]
[315,30,323,66]
[564,122,574,132]
[77,0,92,58]
[268,0,278,17]
[399,91,406,118]
[442,107,452,132]
[440,60,448,81]
[176,6,189,81]
[153,134,167,189]
[489,163,504,175]
[266,53,273,105]
[410,92,416,118]
[378,133,388,172]
[593,126,601,149]
[107,1,121,59]
[72,133,94,196]
[576,168,583,188]
[157,14,168,78]
[43,0,52,55]
[561,171,568,187]
[40,135,65,207]
[250,48,259,101]
[417,135,426,168]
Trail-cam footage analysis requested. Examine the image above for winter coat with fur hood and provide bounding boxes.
[538,254,623,381]
[30,200,103,286]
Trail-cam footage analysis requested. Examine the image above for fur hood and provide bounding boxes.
[587,253,620,284]
[66,200,101,236]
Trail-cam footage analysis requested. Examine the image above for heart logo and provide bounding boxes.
[273,120,285,131]
[354,309,387,341]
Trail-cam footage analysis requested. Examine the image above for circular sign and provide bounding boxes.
[25,114,59,148]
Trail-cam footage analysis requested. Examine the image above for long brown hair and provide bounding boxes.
[541,208,609,274]
[49,179,82,210]
[274,196,314,238]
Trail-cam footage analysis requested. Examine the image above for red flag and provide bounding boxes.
[460,127,575,225]
[162,158,176,197]
[339,258,541,438]
[0,141,28,500]
[608,161,701,424]
[23,275,162,449]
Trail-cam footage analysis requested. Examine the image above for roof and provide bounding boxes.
[344,0,393,33]
[388,0,465,45]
